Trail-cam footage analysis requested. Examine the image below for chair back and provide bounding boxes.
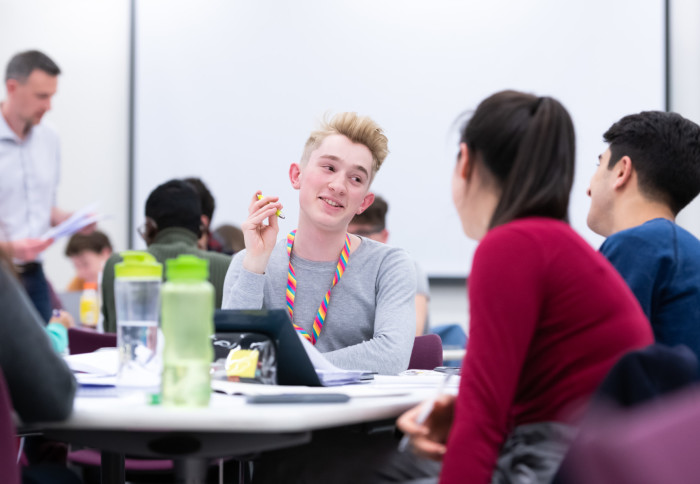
[68,327,117,355]
[408,334,443,370]
[0,369,20,484]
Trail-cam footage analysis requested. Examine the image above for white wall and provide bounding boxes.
[671,0,700,235]
[2,1,698,334]
[431,0,700,331]
[0,0,130,289]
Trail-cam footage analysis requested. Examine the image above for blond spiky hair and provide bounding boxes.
[300,112,389,178]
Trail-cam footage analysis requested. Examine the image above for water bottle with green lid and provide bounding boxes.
[161,254,214,407]
[115,251,163,389]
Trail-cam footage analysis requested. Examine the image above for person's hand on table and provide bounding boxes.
[396,394,456,461]
[50,310,75,329]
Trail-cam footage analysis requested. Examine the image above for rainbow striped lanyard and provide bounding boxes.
[285,230,351,345]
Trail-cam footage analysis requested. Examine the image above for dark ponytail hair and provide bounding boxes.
[461,90,575,229]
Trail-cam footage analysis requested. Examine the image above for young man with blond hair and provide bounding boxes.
[587,110,700,358]
[222,112,416,375]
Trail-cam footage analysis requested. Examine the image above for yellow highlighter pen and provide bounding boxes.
[257,193,285,219]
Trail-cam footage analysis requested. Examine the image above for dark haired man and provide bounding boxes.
[0,50,87,321]
[587,110,700,358]
[100,179,232,332]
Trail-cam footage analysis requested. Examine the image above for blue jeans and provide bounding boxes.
[19,263,52,323]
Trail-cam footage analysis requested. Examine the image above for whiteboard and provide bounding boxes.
[134,0,665,277]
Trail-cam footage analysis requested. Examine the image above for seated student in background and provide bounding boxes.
[212,223,245,255]
[396,91,653,484]
[222,112,416,375]
[64,230,112,292]
[183,177,225,253]
[101,179,232,333]
[587,111,700,359]
[348,194,431,335]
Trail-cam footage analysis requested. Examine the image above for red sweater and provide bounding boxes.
[439,218,653,484]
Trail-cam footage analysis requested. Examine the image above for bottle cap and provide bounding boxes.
[166,255,209,281]
[115,251,163,278]
[83,281,98,290]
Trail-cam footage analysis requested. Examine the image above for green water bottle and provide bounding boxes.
[161,255,214,407]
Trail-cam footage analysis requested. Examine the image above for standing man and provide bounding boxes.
[0,50,74,321]
[587,110,700,358]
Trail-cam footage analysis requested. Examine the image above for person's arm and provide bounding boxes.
[50,206,72,227]
[0,265,76,423]
[0,238,54,263]
[439,228,543,484]
[322,250,417,375]
[101,253,121,333]
[45,310,74,354]
[221,250,267,310]
[599,232,664,320]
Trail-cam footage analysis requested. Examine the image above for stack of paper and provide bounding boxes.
[64,347,118,386]
[42,202,108,241]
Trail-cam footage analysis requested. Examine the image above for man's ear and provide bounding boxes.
[200,214,210,230]
[289,163,302,190]
[357,192,376,215]
[5,79,17,95]
[612,156,634,190]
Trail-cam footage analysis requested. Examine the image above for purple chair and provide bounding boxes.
[408,334,443,370]
[66,328,174,481]
[67,327,116,354]
[0,369,20,484]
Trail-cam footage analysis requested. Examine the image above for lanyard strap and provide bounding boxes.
[285,230,351,345]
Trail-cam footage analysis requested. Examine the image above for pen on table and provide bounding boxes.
[398,373,454,452]
[257,193,285,219]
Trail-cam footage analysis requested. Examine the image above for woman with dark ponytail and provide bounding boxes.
[397,91,653,483]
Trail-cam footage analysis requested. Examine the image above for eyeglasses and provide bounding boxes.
[137,218,157,242]
[349,225,384,237]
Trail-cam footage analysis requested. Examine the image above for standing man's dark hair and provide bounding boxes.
[5,50,61,82]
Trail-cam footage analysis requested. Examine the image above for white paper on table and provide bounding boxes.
[211,379,410,398]
[64,347,118,376]
[296,334,372,385]
[41,201,110,241]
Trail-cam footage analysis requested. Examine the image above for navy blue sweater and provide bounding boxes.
[601,218,700,358]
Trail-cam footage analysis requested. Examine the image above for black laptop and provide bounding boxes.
[214,309,323,387]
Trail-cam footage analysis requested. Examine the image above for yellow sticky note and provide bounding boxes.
[225,349,260,379]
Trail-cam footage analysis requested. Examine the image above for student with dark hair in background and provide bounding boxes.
[101,179,232,332]
[397,91,653,484]
[64,230,113,292]
[348,195,431,335]
[0,50,95,322]
[587,111,700,359]
[183,177,225,253]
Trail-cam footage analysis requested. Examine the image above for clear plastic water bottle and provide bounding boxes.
[114,251,163,390]
[161,255,214,407]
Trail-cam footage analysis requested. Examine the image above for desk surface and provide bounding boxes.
[29,375,458,434]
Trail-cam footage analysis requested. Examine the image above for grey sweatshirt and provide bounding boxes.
[222,236,416,375]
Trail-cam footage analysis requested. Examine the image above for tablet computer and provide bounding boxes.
[214,309,323,387]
